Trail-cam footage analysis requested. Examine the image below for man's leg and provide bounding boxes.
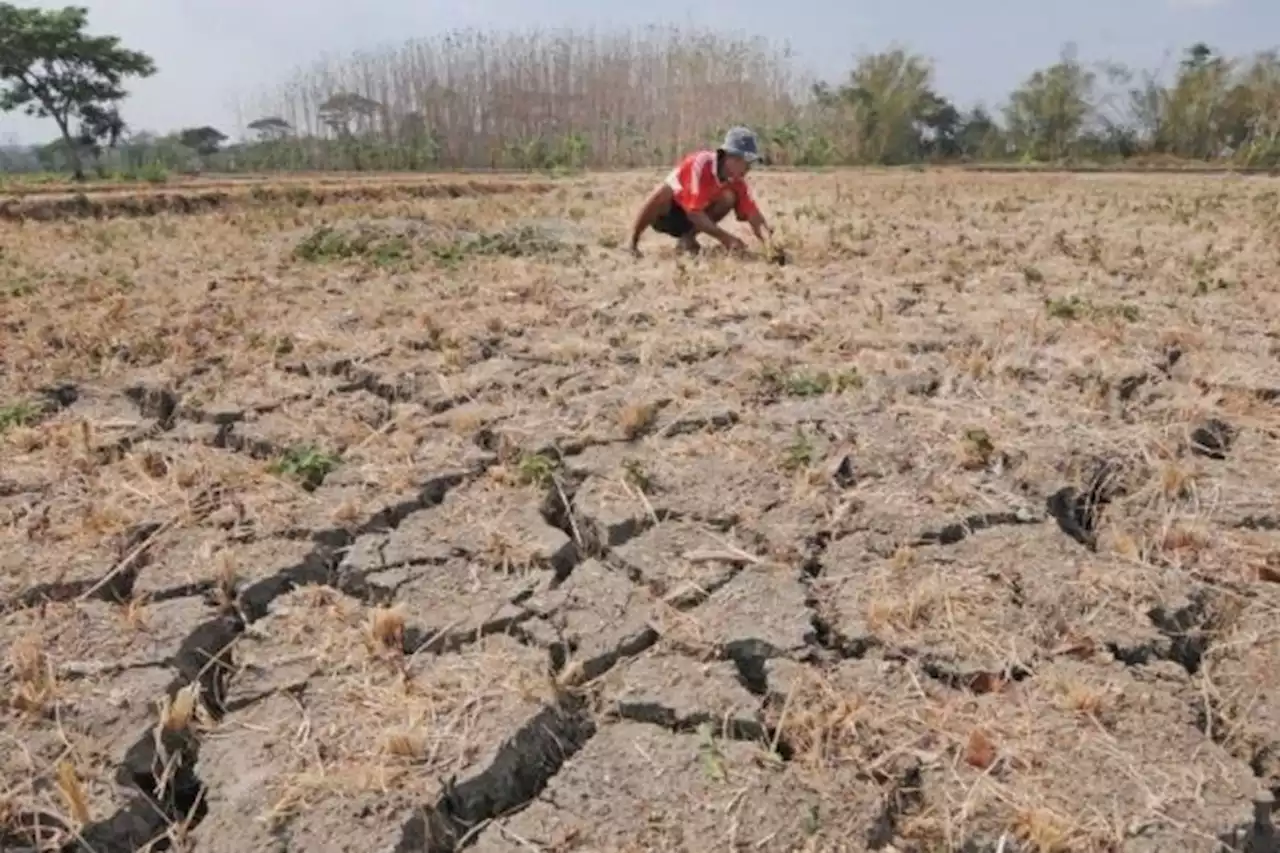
[632,184,738,255]
[651,198,701,254]
[630,183,683,253]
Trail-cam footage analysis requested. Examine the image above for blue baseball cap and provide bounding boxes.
[719,126,761,162]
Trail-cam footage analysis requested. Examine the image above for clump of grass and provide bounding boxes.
[621,457,652,492]
[782,428,816,472]
[3,277,38,298]
[1096,302,1141,322]
[269,444,340,490]
[0,401,40,433]
[294,224,412,267]
[1045,295,1139,322]
[761,365,863,398]
[515,451,558,487]
[1044,295,1084,319]
[368,606,406,653]
[134,163,169,184]
[957,428,996,471]
[6,634,54,714]
[295,221,573,269]
[427,224,575,267]
[618,401,660,440]
[383,729,427,760]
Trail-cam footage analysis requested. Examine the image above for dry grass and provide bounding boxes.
[2,168,1279,851]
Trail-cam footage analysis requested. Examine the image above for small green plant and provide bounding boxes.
[269,444,340,490]
[782,428,816,472]
[1045,294,1139,323]
[1105,303,1141,322]
[140,163,168,184]
[3,278,38,298]
[515,451,558,487]
[621,457,651,492]
[696,722,726,782]
[293,226,346,262]
[0,401,39,433]
[1045,295,1084,319]
[781,369,863,397]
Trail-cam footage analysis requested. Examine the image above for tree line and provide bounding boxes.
[3,3,1279,179]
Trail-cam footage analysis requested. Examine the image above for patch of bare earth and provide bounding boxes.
[3,170,1279,852]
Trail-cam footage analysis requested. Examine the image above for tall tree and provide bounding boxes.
[177,125,227,155]
[76,101,125,171]
[1230,50,1280,164]
[0,4,156,179]
[247,116,293,140]
[843,48,939,163]
[317,92,382,138]
[813,47,950,163]
[956,106,1005,159]
[1003,44,1097,160]
[1161,43,1237,158]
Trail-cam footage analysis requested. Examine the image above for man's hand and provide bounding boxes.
[628,241,642,259]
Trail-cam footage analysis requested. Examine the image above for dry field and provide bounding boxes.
[2,168,1280,853]
[0,176,560,224]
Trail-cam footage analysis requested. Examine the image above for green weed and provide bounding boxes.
[0,402,40,433]
[764,366,863,398]
[294,225,412,267]
[269,444,340,490]
[782,429,816,472]
[515,451,558,487]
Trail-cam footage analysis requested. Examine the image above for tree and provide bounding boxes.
[76,102,125,172]
[1161,43,1237,158]
[317,92,382,138]
[813,48,952,164]
[1003,44,1097,160]
[916,90,962,158]
[0,4,155,179]
[177,125,227,155]
[247,116,292,140]
[956,106,1004,159]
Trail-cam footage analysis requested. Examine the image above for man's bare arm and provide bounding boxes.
[687,209,745,250]
[747,212,772,244]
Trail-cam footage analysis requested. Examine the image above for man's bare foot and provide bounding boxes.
[677,235,701,255]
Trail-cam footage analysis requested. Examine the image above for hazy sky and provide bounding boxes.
[1,0,1275,144]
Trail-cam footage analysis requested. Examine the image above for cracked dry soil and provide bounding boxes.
[3,170,1280,853]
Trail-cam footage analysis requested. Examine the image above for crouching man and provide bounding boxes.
[628,126,774,258]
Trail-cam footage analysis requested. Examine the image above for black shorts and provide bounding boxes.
[652,201,694,238]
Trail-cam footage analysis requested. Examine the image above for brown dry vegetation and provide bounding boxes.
[2,169,1280,853]
[0,175,561,223]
